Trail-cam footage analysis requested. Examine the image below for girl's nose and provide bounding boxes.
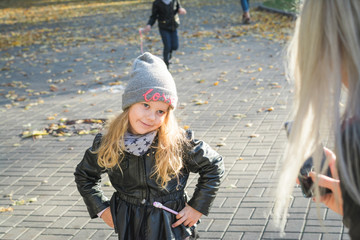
[146,110,156,121]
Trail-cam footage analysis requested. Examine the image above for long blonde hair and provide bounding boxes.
[97,107,189,188]
[274,0,360,232]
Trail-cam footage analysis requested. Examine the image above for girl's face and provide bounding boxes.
[128,101,169,135]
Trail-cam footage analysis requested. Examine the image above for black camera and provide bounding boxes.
[284,122,332,198]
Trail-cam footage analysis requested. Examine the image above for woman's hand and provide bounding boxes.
[172,204,202,228]
[178,7,187,15]
[101,207,114,228]
[309,147,343,215]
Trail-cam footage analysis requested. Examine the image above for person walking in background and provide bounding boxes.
[143,0,187,69]
[273,0,360,239]
[240,0,251,24]
[74,52,224,240]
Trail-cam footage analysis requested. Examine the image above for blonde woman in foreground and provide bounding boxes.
[274,0,360,239]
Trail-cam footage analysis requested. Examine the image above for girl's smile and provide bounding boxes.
[128,101,169,135]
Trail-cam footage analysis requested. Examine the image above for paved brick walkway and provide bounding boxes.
[0,1,348,239]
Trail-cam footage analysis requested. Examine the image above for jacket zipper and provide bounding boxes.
[143,154,150,202]
[142,154,150,240]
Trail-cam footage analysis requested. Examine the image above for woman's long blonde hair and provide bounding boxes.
[97,107,189,188]
[274,0,360,232]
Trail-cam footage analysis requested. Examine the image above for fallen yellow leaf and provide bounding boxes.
[0,207,13,212]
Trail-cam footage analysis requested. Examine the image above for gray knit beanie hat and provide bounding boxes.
[122,52,178,110]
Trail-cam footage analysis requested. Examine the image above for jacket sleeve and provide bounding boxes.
[147,1,158,27]
[74,133,110,218]
[175,0,181,12]
[184,131,225,216]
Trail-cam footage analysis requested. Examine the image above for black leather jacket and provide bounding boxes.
[340,119,360,239]
[147,0,181,31]
[74,131,224,239]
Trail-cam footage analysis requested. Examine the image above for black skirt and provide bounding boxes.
[110,191,198,240]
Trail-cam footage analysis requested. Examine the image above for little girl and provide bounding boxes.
[74,52,224,240]
[143,0,187,69]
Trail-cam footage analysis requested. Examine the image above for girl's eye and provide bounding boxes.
[143,103,150,108]
[157,110,166,115]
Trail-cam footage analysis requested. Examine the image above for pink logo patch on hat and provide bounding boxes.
[143,88,173,105]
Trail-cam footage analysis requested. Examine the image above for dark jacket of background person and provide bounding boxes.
[147,0,181,31]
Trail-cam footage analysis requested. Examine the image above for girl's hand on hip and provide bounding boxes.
[172,204,202,228]
[101,207,114,228]
[309,147,343,216]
